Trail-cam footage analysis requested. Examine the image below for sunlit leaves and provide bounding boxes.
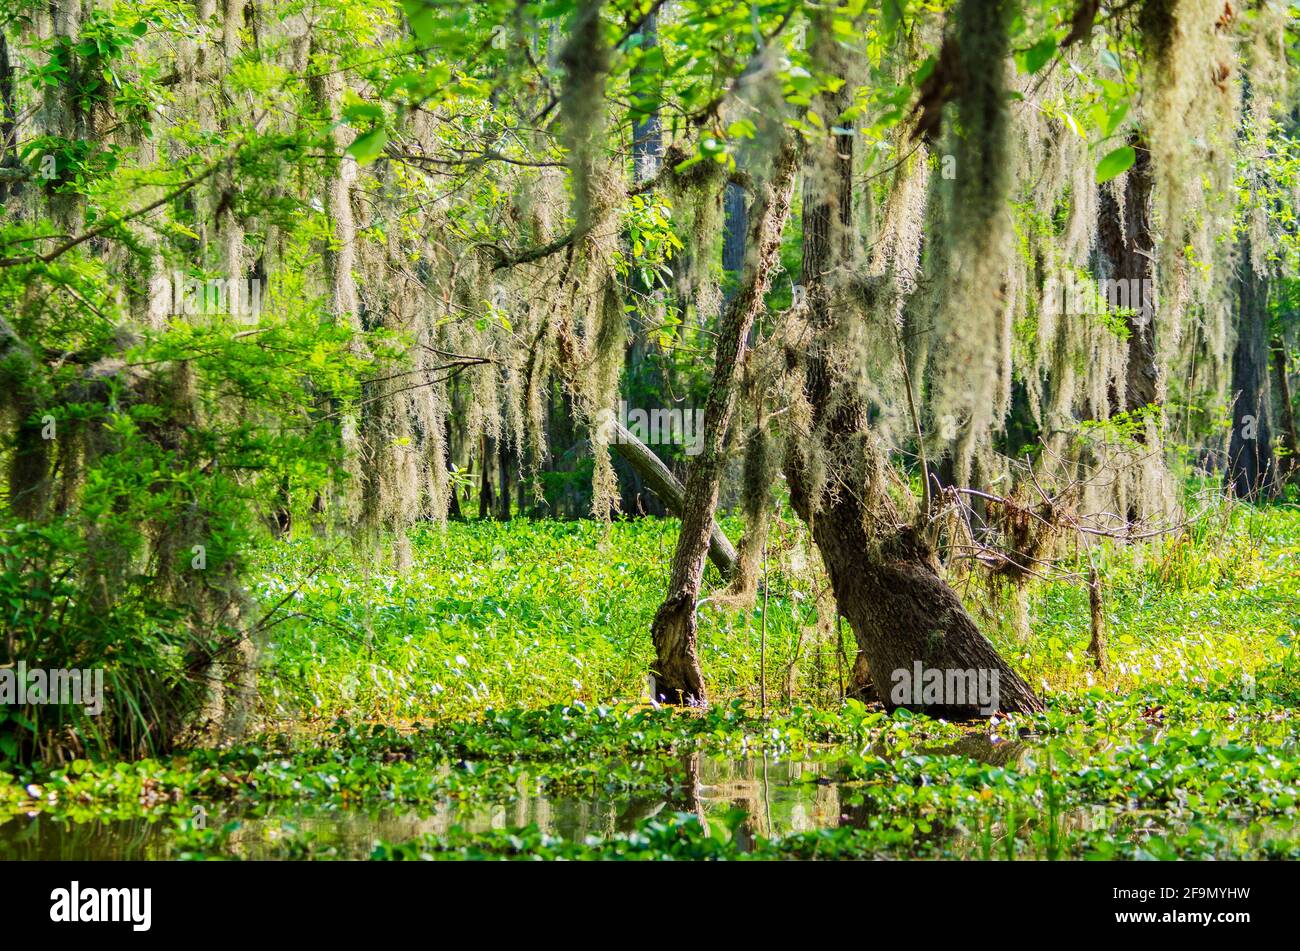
[400,0,437,45]
[1096,144,1136,183]
[1018,35,1057,74]
[346,128,388,165]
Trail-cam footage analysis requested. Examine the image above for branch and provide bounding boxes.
[608,420,737,579]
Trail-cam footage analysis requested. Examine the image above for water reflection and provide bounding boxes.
[0,740,1024,860]
[2,728,1293,859]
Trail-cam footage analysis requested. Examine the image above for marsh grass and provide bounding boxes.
[251,502,1300,723]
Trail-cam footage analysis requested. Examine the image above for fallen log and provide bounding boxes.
[608,420,737,579]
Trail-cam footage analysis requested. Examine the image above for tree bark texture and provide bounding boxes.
[782,17,1042,718]
[1096,134,1159,415]
[649,137,799,705]
[1227,237,1278,500]
[1272,336,1298,484]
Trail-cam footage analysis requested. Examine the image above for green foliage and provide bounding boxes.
[3,504,1296,858]
[1095,144,1135,183]
[5,685,1300,859]
[0,194,386,758]
[3,0,1300,862]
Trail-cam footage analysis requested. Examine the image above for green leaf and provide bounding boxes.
[343,99,384,123]
[401,0,435,45]
[1103,101,1130,137]
[346,128,387,166]
[1022,36,1057,75]
[1096,145,1136,183]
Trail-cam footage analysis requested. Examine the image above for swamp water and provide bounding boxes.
[5,731,1295,859]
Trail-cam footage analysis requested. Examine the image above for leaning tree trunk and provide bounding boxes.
[782,11,1041,718]
[784,244,1045,717]
[1227,235,1278,500]
[649,137,799,704]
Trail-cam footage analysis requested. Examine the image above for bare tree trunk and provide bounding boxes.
[497,433,512,520]
[1272,335,1298,483]
[649,138,799,705]
[445,416,462,519]
[1087,566,1107,671]
[1227,236,1278,499]
[722,183,747,276]
[0,35,20,208]
[479,435,495,518]
[7,393,50,519]
[1097,134,1159,416]
[629,11,662,186]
